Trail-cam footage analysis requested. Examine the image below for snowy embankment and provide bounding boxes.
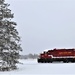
[0,59,75,75]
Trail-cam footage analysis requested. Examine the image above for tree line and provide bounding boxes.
[20,54,39,59]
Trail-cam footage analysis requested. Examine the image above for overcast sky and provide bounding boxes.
[6,0,75,55]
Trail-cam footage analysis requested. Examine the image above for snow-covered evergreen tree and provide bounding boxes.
[0,0,22,71]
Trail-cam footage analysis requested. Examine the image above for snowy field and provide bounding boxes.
[0,59,75,75]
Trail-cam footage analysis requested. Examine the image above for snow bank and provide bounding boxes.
[0,59,75,75]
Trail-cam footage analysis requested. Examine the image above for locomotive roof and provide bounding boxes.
[47,48,75,52]
[43,48,75,53]
[53,48,75,50]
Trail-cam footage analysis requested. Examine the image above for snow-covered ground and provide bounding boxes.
[0,59,75,75]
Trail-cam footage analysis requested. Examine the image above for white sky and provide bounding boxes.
[6,0,75,55]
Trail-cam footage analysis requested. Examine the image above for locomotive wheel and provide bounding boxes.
[63,58,69,63]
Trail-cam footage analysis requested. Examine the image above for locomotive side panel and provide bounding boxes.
[48,49,75,57]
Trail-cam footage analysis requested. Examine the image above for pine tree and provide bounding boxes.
[0,0,22,71]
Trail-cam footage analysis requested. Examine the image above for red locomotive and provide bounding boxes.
[37,48,75,63]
